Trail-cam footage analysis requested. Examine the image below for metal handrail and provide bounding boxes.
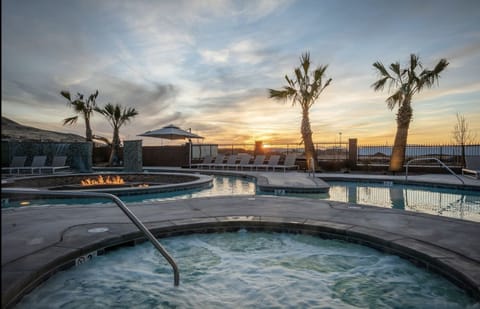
[405,157,465,185]
[1,188,180,286]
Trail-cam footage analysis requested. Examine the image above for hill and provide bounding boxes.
[1,116,86,142]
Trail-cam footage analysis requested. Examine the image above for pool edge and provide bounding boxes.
[3,214,479,308]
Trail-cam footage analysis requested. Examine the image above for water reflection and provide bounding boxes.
[390,187,405,210]
[326,182,480,222]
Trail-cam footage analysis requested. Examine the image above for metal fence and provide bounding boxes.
[357,144,480,167]
[194,141,480,168]
[210,142,349,161]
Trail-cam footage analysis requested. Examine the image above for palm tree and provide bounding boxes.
[269,52,332,171]
[61,90,99,142]
[372,54,448,172]
[95,103,139,166]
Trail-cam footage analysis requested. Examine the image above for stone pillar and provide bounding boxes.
[348,138,358,168]
[124,140,143,172]
[254,141,264,156]
[69,142,93,172]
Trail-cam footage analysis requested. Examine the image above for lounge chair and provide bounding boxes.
[243,155,266,171]
[192,155,212,169]
[206,154,225,169]
[276,153,298,172]
[18,155,47,174]
[2,156,27,175]
[219,155,238,170]
[462,156,480,179]
[40,156,70,174]
[257,155,280,171]
[235,154,252,170]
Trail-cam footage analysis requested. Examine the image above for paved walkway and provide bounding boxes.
[2,170,480,307]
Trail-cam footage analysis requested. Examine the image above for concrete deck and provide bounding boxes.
[2,171,480,307]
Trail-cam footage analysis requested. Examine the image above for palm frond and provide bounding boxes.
[433,58,449,74]
[72,100,86,113]
[93,135,111,146]
[419,58,449,88]
[60,90,71,101]
[410,54,422,71]
[63,116,78,126]
[120,108,139,125]
[313,65,328,82]
[285,75,295,87]
[294,67,303,84]
[371,76,389,91]
[386,90,403,110]
[300,52,310,76]
[389,62,402,81]
[372,61,390,78]
[87,90,99,107]
[268,89,288,100]
[269,52,330,110]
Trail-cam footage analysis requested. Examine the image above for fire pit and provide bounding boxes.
[2,172,213,196]
[81,175,126,186]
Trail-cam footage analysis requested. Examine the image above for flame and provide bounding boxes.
[81,175,125,186]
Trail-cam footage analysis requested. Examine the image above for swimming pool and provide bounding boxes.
[15,231,478,308]
[3,175,479,222]
[283,181,480,223]
[2,175,256,207]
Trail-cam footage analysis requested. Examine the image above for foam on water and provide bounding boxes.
[17,231,479,308]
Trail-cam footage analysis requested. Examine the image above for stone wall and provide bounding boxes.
[1,141,92,172]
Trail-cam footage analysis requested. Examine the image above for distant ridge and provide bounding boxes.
[1,116,86,142]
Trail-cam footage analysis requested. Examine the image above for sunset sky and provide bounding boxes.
[2,0,479,146]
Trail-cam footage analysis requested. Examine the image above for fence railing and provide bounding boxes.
[95,140,479,168]
[358,144,480,167]
[193,142,480,168]
[208,142,349,161]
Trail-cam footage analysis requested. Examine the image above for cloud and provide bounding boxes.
[199,49,230,64]
[199,39,268,65]
[3,0,480,146]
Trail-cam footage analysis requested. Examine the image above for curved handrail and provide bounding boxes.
[1,188,180,286]
[405,157,465,185]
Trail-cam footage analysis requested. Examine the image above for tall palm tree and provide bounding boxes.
[269,52,332,171]
[372,54,448,172]
[61,90,99,142]
[95,103,139,166]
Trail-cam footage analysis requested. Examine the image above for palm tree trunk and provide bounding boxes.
[109,127,120,166]
[389,100,412,172]
[85,117,93,142]
[301,108,318,171]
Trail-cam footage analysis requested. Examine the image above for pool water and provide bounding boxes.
[16,231,479,308]
[282,181,480,222]
[4,176,480,222]
[3,176,256,207]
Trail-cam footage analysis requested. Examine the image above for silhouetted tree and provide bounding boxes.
[61,90,99,142]
[269,52,332,171]
[95,103,138,166]
[372,54,448,172]
[452,113,477,167]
